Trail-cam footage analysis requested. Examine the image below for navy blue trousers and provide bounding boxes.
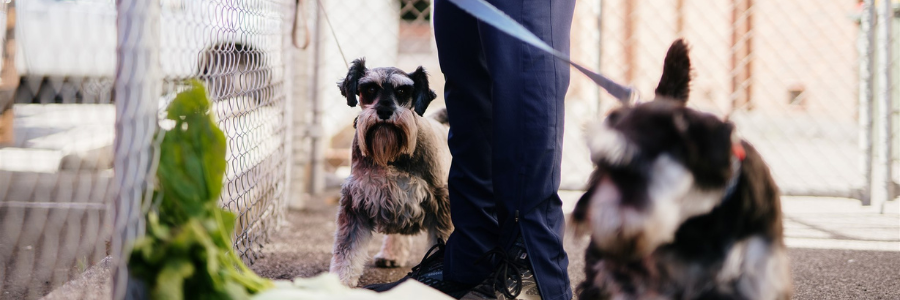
[433,1,575,299]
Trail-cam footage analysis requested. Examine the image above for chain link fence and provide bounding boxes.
[0,0,296,298]
[0,0,896,298]
[157,0,294,265]
[301,0,443,196]
[591,0,898,206]
[304,0,897,207]
[301,0,606,197]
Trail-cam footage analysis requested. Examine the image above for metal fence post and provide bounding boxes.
[859,0,876,206]
[112,0,160,299]
[308,0,325,197]
[730,0,753,112]
[596,0,604,112]
[289,0,311,211]
[282,1,296,223]
[875,0,895,212]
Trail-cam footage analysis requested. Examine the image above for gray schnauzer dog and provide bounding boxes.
[329,58,453,286]
[572,40,792,299]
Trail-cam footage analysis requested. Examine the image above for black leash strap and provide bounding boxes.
[446,0,637,103]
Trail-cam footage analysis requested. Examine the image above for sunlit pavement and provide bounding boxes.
[781,197,899,252]
[561,192,900,252]
[35,192,900,299]
[244,192,900,299]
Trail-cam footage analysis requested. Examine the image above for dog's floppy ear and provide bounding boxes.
[676,111,734,188]
[409,66,437,116]
[338,58,367,107]
[655,39,691,104]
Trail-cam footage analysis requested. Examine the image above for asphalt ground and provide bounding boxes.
[26,193,899,299]
[250,195,900,300]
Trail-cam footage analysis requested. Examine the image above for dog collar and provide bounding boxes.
[732,142,746,161]
[723,142,745,200]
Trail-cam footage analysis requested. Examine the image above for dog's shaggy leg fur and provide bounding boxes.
[330,192,374,287]
[426,185,453,245]
[577,241,609,300]
[374,234,412,268]
[717,235,792,300]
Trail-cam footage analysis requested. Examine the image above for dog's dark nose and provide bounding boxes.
[376,107,393,120]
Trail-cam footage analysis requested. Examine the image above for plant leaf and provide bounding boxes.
[152,259,195,300]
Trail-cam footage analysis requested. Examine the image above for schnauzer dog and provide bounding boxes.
[572,40,792,299]
[329,58,453,286]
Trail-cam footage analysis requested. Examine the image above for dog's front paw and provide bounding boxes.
[374,257,403,268]
[330,263,361,287]
[330,255,364,286]
[373,235,411,268]
[373,251,408,268]
[340,276,360,287]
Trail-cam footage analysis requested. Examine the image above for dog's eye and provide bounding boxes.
[396,88,408,97]
[365,86,378,95]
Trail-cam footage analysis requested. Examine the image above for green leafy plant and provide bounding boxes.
[129,81,273,300]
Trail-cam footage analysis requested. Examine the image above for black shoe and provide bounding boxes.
[364,241,478,299]
[466,236,541,300]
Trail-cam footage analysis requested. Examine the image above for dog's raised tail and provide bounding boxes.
[654,39,691,102]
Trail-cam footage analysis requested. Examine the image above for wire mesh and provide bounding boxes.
[308,0,898,203]
[592,0,898,199]
[307,0,440,189]
[0,0,896,298]
[0,0,295,299]
[157,0,294,264]
[307,0,603,192]
[0,1,118,299]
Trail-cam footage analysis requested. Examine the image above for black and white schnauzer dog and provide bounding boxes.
[572,40,792,299]
[329,58,453,286]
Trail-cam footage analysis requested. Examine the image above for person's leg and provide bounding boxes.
[478,1,576,299]
[433,0,499,285]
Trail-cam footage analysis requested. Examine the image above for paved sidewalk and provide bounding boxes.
[782,197,899,252]
[562,193,900,252]
[249,194,899,300]
[32,194,898,299]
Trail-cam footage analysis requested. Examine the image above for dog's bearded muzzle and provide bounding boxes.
[356,108,418,166]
